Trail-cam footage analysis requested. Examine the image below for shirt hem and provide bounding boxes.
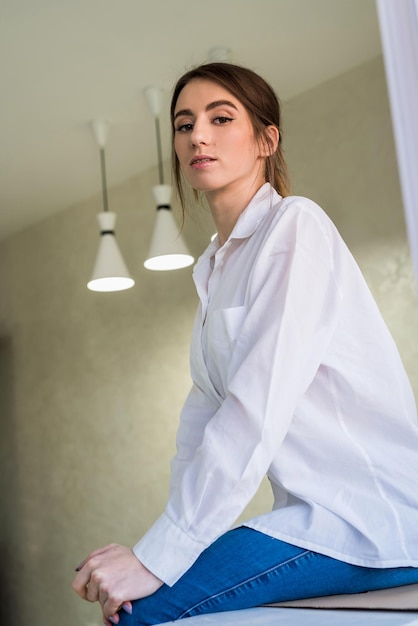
[243,522,418,569]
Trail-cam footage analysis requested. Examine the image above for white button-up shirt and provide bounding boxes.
[134,184,418,586]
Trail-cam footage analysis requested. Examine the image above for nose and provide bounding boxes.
[190,119,209,147]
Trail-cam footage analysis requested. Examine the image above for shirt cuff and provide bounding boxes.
[133,512,208,586]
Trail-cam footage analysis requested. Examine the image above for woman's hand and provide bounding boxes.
[72,543,163,624]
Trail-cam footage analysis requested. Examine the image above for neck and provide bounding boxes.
[206,179,266,246]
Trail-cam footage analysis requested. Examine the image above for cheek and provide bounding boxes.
[229,128,258,157]
[174,136,185,161]
[236,139,259,166]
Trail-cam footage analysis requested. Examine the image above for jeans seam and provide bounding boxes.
[178,549,312,619]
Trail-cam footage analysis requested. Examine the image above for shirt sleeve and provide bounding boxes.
[134,202,344,585]
[169,382,220,495]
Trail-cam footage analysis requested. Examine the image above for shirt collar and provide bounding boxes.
[228,182,279,240]
[194,183,281,269]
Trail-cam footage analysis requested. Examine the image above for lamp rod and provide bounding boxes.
[99,147,110,213]
[154,116,164,185]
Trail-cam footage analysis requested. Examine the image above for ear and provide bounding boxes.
[259,125,279,157]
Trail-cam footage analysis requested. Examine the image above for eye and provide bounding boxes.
[175,122,194,132]
[213,116,234,125]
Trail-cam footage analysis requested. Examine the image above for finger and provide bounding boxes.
[73,564,102,601]
[101,589,125,620]
[122,602,133,615]
[75,544,118,571]
[103,601,131,624]
[97,580,122,619]
[89,564,118,604]
[72,568,92,600]
[73,548,117,600]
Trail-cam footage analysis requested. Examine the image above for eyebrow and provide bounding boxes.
[174,99,238,121]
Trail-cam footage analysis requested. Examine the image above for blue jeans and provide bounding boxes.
[118,527,418,625]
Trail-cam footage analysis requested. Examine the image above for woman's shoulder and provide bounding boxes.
[269,194,340,241]
[275,194,330,220]
[260,193,354,273]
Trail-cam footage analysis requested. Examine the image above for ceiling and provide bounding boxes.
[0,0,383,242]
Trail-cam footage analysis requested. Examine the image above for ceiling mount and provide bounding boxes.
[208,46,231,62]
[143,86,164,118]
[91,119,108,149]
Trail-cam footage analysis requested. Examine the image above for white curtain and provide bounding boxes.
[376,0,418,292]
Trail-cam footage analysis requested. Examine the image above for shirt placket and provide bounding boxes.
[192,247,227,403]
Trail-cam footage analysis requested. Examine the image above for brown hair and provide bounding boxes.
[170,62,292,211]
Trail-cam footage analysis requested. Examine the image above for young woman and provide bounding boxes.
[73,63,418,626]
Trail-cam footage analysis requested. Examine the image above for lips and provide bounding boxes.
[190,155,216,166]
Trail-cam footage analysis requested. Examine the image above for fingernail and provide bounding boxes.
[122,603,132,615]
[109,618,118,625]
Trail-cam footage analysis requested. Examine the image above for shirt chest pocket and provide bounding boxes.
[205,305,248,356]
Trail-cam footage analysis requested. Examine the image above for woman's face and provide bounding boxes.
[173,79,265,199]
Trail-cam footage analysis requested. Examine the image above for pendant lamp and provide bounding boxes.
[87,120,135,292]
[143,86,194,271]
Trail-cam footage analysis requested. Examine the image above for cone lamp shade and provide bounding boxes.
[143,86,194,271]
[144,185,194,271]
[87,212,135,292]
[87,119,135,292]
